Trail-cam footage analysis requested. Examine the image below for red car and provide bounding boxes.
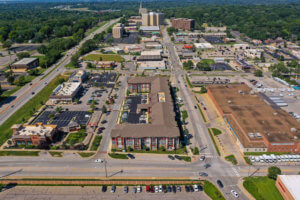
[150,186,155,193]
[146,185,150,192]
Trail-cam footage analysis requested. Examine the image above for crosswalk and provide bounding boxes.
[231,167,240,177]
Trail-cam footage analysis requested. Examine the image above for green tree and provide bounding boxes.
[254,70,263,77]
[16,52,30,60]
[268,166,281,180]
[101,105,107,113]
[2,40,12,49]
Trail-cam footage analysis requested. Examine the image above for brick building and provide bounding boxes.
[171,18,195,31]
[276,175,300,200]
[207,84,300,153]
[111,77,180,151]
[11,123,58,147]
[10,58,39,72]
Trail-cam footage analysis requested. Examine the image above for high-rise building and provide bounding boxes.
[171,18,195,31]
[142,12,164,26]
[112,23,125,39]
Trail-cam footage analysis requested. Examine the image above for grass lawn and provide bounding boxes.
[185,75,193,88]
[225,154,237,165]
[66,130,87,146]
[1,86,21,97]
[179,156,191,162]
[78,152,95,158]
[181,110,188,121]
[0,151,40,156]
[83,54,124,62]
[65,62,80,69]
[191,147,199,155]
[109,153,129,159]
[49,151,63,157]
[243,177,283,200]
[208,128,220,156]
[90,135,102,151]
[204,180,225,200]
[211,128,222,136]
[119,146,187,155]
[0,75,66,147]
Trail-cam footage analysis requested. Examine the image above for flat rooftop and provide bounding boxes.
[12,124,56,138]
[278,175,300,199]
[52,82,81,96]
[13,58,38,65]
[208,84,300,148]
[112,77,180,138]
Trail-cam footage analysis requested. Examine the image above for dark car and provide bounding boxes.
[172,185,176,193]
[189,185,194,192]
[167,186,172,192]
[168,155,175,160]
[185,185,190,192]
[162,185,167,193]
[124,186,128,193]
[194,105,197,109]
[217,180,224,188]
[204,163,211,169]
[199,172,208,177]
[31,92,35,95]
[174,155,182,160]
[198,185,203,191]
[102,185,107,192]
[101,120,107,124]
[127,154,135,159]
[150,186,155,193]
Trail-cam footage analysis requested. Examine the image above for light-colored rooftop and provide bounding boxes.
[139,61,165,69]
[13,58,38,65]
[14,124,56,137]
[140,26,160,31]
[53,82,81,96]
[194,43,214,49]
[278,175,300,200]
[141,50,162,56]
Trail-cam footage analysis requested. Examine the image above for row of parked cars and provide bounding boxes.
[101,185,203,194]
[249,154,300,163]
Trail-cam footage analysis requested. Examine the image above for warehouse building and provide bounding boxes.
[10,57,39,72]
[276,175,300,200]
[207,84,300,153]
[111,77,180,151]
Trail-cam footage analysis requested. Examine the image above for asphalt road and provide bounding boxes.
[0,18,120,125]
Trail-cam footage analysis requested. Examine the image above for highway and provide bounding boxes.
[0,18,120,125]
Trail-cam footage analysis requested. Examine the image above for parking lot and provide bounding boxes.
[89,72,118,88]
[121,94,148,124]
[0,186,210,200]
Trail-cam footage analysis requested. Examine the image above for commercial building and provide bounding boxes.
[50,82,82,104]
[112,23,125,39]
[194,43,214,50]
[137,50,162,61]
[139,61,166,70]
[140,26,160,33]
[205,26,226,32]
[244,49,263,59]
[10,57,39,72]
[111,77,180,151]
[207,84,300,153]
[69,70,87,82]
[142,12,164,26]
[235,58,253,70]
[11,123,58,147]
[171,18,195,31]
[276,175,300,200]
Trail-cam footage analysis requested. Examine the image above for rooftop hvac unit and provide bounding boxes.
[291,128,296,132]
[228,100,232,104]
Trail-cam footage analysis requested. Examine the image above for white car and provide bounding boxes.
[94,159,103,163]
[137,185,142,193]
[159,185,163,192]
[193,184,199,192]
[231,190,239,198]
[155,186,159,193]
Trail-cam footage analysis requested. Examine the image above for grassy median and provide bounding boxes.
[83,54,124,62]
[208,128,221,156]
[211,128,222,136]
[49,151,63,157]
[108,153,128,159]
[0,151,40,156]
[78,152,95,158]
[225,154,237,165]
[204,180,225,200]
[90,135,102,151]
[0,75,66,147]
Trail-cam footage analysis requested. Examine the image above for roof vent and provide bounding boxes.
[291,128,296,132]
[228,100,232,104]
[294,136,298,140]
[274,112,278,116]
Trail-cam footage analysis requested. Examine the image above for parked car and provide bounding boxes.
[217,180,224,188]
[101,120,107,124]
[231,190,239,198]
[185,185,190,192]
[154,186,159,193]
[132,187,137,193]
[189,185,194,192]
[124,186,128,193]
[198,185,203,191]
[168,155,175,160]
[127,154,135,159]
[159,185,163,193]
[193,184,198,192]
[146,185,150,192]
[176,186,181,192]
[150,186,155,193]
[204,163,211,169]
[137,185,141,193]
[172,185,176,193]
[167,186,172,193]
[102,185,107,192]
[162,185,167,193]
[194,105,197,109]
[111,185,116,193]
[174,155,182,160]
